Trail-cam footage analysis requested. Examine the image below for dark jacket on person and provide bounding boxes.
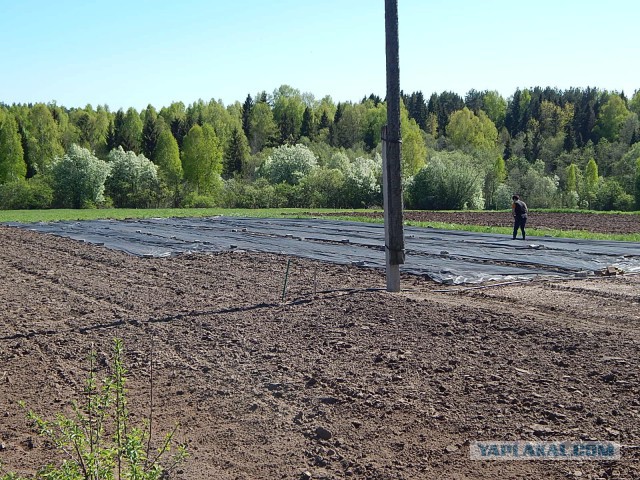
[513,199,528,218]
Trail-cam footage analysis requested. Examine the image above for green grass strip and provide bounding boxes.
[0,208,348,224]
[301,214,640,242]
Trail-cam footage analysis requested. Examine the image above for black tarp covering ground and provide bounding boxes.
[8,217,640,284]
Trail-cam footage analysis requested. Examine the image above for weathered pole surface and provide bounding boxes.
[383,0,405,292]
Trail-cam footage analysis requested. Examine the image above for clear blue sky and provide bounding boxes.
[1,0,638,111]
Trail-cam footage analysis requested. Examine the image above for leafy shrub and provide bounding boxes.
[298,168,345,208]
[260,144,317,185]
[51,145,110,208]
[222,178,286,208]
[1,339,187,480]
[494,183,515,209]
[181,192,219,208]
[342,155,382,208]
[594,178,635,211]
[180,174,223,208]
[407,152,483,210]
[105,147,160,208]
[507,159,560,209]
[325,151,351,172]
[0,177,53,209]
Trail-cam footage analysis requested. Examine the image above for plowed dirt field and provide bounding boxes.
[1,223,639,479]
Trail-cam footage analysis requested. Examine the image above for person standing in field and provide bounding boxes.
[512,194,528,240]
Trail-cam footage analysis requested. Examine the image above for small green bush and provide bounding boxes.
[181,192,219,208]
[0,177,53,210]
[0,339,187,480]
[407,153,482,210]
[594,178,636,211]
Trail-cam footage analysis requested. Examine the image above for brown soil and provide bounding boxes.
[1,225,639,479]
[312,211,640,235]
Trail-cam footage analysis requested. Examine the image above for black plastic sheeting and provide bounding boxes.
[7,217,640,284]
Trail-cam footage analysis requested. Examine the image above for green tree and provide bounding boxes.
[242,94,254,139]
[331,102,364,149]
[593,177,634,211]
[594,94,631,142]
[261,143,317,185]
[362,100,386,151]
[342,154,382,208]
[300,106,316,140]
[199,99,238,157]
[0,111,27,183]
[141,104,161,161]
[0,177,53,209]
[51,144,110,208]
[484,156,507,209]
[298,167,345,208]
[107,110,122,151]
[272,85,305,143]
[50,104,79,152]
[630,90,640,116]
[26,103,64,175]
[401,117,427,177]
[153,128,183,206]
[181,123,223,193]
[119,107,143,153]
[563,163,580,207]
[446,107,498,153]
[506,158,560,209]
[105,147,160,208]
[70,105,109,155]
[434,91,465,137]
[408,151,483,210]
[565,163,579,193]
[482,91,507,130]
[404,91,428,131]
[584,158,599,208]
[248,101,277,153]
[224,127,250,177]
[159,101,188,148]
[635,157,640,209]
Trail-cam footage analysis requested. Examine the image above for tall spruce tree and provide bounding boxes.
[142,105,161,161]
[300,106,316,140]
[224,127,249,177]
[241,94,254,139]
[110,110,125,150]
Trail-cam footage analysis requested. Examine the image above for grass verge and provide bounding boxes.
[306,214,640,242]
[0,208,349,224]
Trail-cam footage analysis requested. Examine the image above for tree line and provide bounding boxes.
[0,84,639,211]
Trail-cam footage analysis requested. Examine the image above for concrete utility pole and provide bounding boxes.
[382,0,405,292]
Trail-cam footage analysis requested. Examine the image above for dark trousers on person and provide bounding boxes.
[513,215,526,240]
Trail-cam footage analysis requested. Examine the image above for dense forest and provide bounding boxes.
[1,85,639,211]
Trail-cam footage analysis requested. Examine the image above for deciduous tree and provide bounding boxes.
[26,103,64,175]
[154,128,183,206]
[248,101,277,153]
[181,123,223,193]
[0,111,27,183]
